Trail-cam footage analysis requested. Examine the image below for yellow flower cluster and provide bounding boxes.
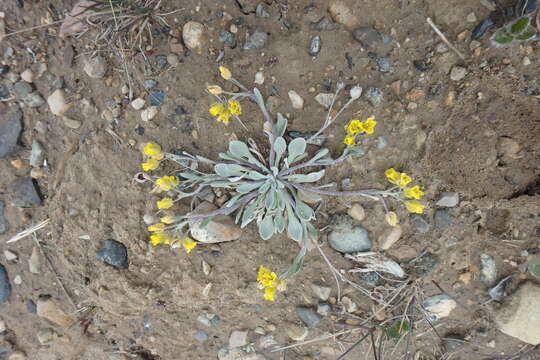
[156,176,180,191]
[141,142,165,171]
[385,168,426,214]
[148,227,197,253]
[150,232,173,246]
[257,265,283,301]
[343,117,377,146]
[209,99,242,124]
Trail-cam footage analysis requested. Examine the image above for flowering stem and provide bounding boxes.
[307,93,354,144]
[288,182,382,201]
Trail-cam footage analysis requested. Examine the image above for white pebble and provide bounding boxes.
[131,98,145,110]
[347,203,365,221]
[13,275,22,285]
[141,106,158,121]
[288,90,304,109]
[4,250,17,261]
[523,57,531,66]
[20,69,34,83]
[47,89,70,116]
[254,72,264,84]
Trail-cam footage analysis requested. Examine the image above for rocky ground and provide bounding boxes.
[0,0,539,359]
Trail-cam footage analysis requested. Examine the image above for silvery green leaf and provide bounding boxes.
[265,189,276,209]
[229,141,252,159]
[209,181,234,188]
[276,113,288,137]
[253,87,265,103]
[287,211,303,242]
[235,206,244,224]
[306,222,319,241]
[214,163,247,177]
[218,152,241,162]
[196,155,215,163]
[276,191,286,210]
[225,193,243,208]
[279,240,308,279]
[179,172,201,180]
[285,169,325,183]
[258,180,271,195]
[347,146,365,156]
[236,182,262,194]
[287,137,307,164]
[274,212,285,233]
[246,171,267,180]
[295,200,314,221]
[241,201,258,228]
[311,148,330,162]
[258,215,274,240]
[273,137,286,166]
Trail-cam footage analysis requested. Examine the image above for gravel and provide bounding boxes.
[296,307,322,328]
[9,177,42,207]
[308,35,322,56]
[352,27,382,47]
[364,87,383,106]
[0,264,11,304]
[436,192,460,207]
[243,31,268,50]
[434,209,453,229]
[410,214,430,233]
[0,202,8,234]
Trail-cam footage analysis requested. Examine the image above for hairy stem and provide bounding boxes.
[288,182,382,201]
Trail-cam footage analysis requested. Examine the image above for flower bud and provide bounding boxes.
[350,86,362,100]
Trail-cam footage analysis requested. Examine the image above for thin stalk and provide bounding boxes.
[288,182,383,201]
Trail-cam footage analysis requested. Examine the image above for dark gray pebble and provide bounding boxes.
[9,177,42,207]
[148,90,166,106]
[434,209,453,229]
[0,84,9,99]
[0,201,7,234]
[415,252,439,276]
[27,299,37,313]
[410,214,430,233]
[297,307,322,328]
[352,27,382,47]
[219,30,237,48]
[310,16,337,31]
[376,57,392,73]
[413,59,433,72]
[0,264,11,304]
[96,239,128,268]
[155,55,168,70]
[0,111,22,158]
[143,79,157,90]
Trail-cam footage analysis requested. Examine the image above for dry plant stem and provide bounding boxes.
[6,218,50,244]
[32,234,78,311]
[337,332,372,360]
[289,182,382,201]
[426,18,466,60]
[316,242,342,302]
[271,329,359,352]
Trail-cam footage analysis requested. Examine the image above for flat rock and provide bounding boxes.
[423,294,456,320]
[380,225,402,250]
[96,239,128,268]
[480,253,497,286]
[297,307,322,328]
[328,216,371,253]
[0,111,22,158]
[364,87,383,107]
[9,177,42,207]
[29,140,44,167]
[347,203,366,221]
[36,296,74,328]
[189,202,242,243]
[450,66,467,81]
[37,327,57,345]
[47,89,70,116]
[314,93,333,109]
[0,264,11,304]
[229,330,248,348]
[434,209,452,229]
[285,323,309,341]
[436,192,459,207]
[495,282,540,345]
[0,201,7,234]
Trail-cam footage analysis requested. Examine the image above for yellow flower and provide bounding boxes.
[150,232,173,246]
[228,99,241,115]
[219,66,232,80]
[385,211,399,226]
[181,237,197,254]
[217,109,231,124]
[143,142,163,158]
[345,119,363,135]
[156,197,174,209]
[385,168,400,183]
[263,287,276,301]
[397,173,412,188]
[161,216,176,224]
[209,103,225,116]
[257,265,279,288]
[405,200,425,214]
[207,85,223,94]
[343,135,356,146]
[156,176,179,191]
[148,223,166,232]
[404,185,424,200]
[141,158,159,171]
[361,117,377,134]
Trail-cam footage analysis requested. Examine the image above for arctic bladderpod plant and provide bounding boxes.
[138,67,426,292]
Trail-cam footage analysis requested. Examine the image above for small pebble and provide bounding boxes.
[194,329,208,342]
[37,327,56,345]
[229,330,248,347]
[380,225,402,250]
[182,21,206,54]
[0,111,22,158]
[466,12,477,23]
[308,35,322,57]
[523,57,531,66]
[218,30,237,48]
[480,254,497,286]
[410,214,430,233]
[26,300,37,313]
[311,283,331,301]
[141,106,158,121]
[288,90,304,109]
[47,89,69,116]
[434,209,453,229]
[13,275,21,285]
[314,93,333,109]
[24,92,45,107]
[317,302,332,316]
[83,56,107,79]
[286,323,309,341]
[243,31,268,50]
[436,192,459,207]
[254,72,264,85]
[4,250,17,261]
[9,177,42,207]
[155,55,168,69]
[148,90,165,106]
[352,27,382,47]
[450,66,467,81]
[347,203,365,221]
[423,294,457,320]
[0,264,11,303]
[143,79,157,90]
[131,98,145,110]
[29,140,44,167]
[20,69,34,83]
[96,239,128,268]
[166,54,179,67]
[364,87,383,106]
[296,307,322,328]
